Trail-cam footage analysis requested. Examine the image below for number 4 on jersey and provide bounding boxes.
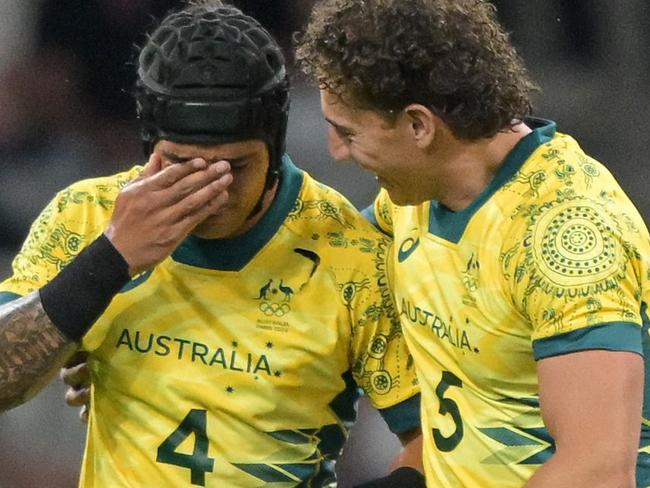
[157,409,215,486]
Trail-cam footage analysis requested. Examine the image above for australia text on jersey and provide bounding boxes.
[399,298,479,354]
[115,328,275,376]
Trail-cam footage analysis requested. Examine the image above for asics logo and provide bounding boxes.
[398,237,420,262]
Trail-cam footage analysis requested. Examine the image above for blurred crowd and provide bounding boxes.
[0,1,649,486]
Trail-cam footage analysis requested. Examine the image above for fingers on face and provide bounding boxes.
[119,159,232,223]
[166,160,232,205]
[140,152,163,178]
[160,166,233,228]
[186,185,231,224]
[149,158,208,189]
[144,158,232,206]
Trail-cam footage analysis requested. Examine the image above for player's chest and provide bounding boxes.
[91,263,351,385]
[391,230,533,378]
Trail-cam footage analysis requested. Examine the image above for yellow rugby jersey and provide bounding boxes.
[0,156,419,487]
[369,118,650,487]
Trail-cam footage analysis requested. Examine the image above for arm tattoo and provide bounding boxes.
[0,292,77,412]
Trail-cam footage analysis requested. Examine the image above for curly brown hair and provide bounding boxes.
[296,0,538,140]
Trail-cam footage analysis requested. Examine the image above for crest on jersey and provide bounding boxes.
[462,253,480,306]
[256,278,294,317]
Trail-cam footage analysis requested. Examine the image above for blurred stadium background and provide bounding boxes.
[0,1,648,486]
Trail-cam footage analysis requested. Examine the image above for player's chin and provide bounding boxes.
[391,195,427,207]
[385,185,430,207]
[193,213,236,239]
[384,187,412,206]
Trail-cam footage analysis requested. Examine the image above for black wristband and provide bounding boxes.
[354,467,426,488]
[40,234,131,341]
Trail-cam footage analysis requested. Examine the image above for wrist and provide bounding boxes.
[103,225,136,275]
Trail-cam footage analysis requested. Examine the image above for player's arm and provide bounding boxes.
[0,156,232,413]
[0,293,78,411]
[391,428,424,472]
[347,232,422,486]
[524,349,642,488]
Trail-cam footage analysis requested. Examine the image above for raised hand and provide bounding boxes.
[105,154,233,275]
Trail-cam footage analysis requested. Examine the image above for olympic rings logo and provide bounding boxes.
[259,302,291,317]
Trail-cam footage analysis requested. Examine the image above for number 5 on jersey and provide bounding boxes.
[157,409,215,486]
[433,371,464,452]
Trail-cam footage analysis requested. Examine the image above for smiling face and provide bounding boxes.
[154,138,275,240]
[320,88,442,206]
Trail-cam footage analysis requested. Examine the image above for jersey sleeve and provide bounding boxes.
[0,171,136,348]
[348,236,420,434]
[0,189,97,302]
[503,195,647,360]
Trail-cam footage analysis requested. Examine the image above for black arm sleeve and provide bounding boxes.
[40,234,130,341]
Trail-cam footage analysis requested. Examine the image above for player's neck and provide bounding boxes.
[435,122,532,211]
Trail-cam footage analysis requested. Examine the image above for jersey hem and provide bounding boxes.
[376,393,421,434]
[532,321,642,360]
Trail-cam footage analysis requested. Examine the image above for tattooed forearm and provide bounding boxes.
[0,292,77,412]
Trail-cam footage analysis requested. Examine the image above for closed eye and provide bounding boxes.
[337,128,354,142]
[228,158,249,170]
[326,118,355,142]
[160,150,250,169]
[166,154,191,165]
[334,125,354,141]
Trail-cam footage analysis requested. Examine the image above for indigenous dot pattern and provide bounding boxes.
[533,202,620,287]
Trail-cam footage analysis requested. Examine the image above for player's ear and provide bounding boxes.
[403,104,436,148]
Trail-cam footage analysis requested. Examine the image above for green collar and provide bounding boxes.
[428,118,556,243]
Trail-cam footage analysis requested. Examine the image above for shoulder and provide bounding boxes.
[287,171,388,242]
[500,134,649,302]
[500,132,642,243]
[280,171,390,281]
[36,166,142,244]
[55,166,141,210]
